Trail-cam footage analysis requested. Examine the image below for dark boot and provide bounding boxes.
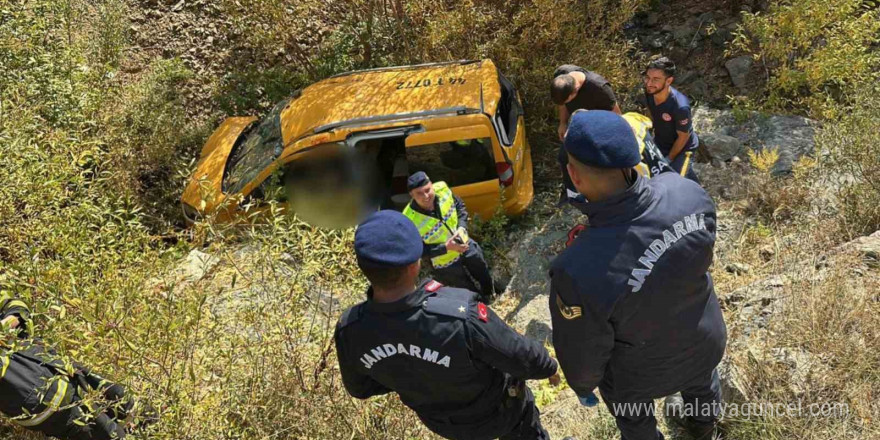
[664,394,720,440]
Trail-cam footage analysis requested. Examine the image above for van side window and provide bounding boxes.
[496,73,522,146]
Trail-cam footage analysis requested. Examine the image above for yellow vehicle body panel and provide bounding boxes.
[181,116,257,213]
[279,60,501,146]
[181,59,531,225]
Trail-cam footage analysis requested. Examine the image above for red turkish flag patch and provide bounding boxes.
[426,280,443,292]
[567,224,586,247]
[477,303,489,322]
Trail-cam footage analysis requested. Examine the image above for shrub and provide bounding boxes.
[732,0,880,118]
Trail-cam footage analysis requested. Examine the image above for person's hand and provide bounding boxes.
[445,235,468,253]
[578,391,599,407]
[548,373,561,387]
[558,124,568,141]
[1,315,20,330]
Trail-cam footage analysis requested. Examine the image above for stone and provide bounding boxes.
[700,132,744,162]
[673,25,698,47]
[757,115,816,174]
[646,12,660,26]
[676,69,697,85]
[846,230,880,266]
[759,246,776,261]
[691,107,816,174]
[688,78,709,101]
[711,28,733,47]
[725,56,753,88]
[178,249,220,282]
[643,32,670,49]
[726,262,751,275]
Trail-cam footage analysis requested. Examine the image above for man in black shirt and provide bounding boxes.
[551,65,622,141]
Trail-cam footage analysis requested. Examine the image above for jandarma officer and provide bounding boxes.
[403,171,496,301]
[549,111,727,440]
[1,291,155,439]
[335,211,565,440]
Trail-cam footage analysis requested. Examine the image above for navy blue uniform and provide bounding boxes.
[549,173,726,440]
[412,194,495,300]
[645,87,699,183]
[335,280,558,440]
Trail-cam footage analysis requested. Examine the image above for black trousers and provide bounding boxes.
[433,240,494,299]
[427,385,549,440]
[499,387,550,440]
[600,369,722,440]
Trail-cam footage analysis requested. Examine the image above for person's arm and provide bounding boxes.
[467,303,558,380]
[548,269,614,398]
[1,293,31,336]
[334,326,392,399]
[453,194,468,230]
[422,243,448,259]
[558,105,571,141]
[599,82,619,114]
[668,106,695,161]
[667,131,690,162]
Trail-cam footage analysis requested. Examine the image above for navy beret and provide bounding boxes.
[407,171,430,191]
[355,210,423,268]
[563,110,640,169]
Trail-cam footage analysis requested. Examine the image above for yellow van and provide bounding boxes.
[181,59,534,226]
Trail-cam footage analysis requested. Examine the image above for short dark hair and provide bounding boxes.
[358,260,415,290]
[551,75,576,105]
[645,57,676,78]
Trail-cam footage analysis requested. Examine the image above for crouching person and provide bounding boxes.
[1,292,154,439]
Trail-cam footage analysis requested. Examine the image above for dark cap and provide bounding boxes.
[355,210,423,268]
[407,171,430,191]
[563,110,640,169]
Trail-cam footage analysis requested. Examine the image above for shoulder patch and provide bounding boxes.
[555,294,583,320]
[337,303,364,329]
[424,297,469,320]
[477,303,489,322]
[566,224,587,247]
[425,280,443,292]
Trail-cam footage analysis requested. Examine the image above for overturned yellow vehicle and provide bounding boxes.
[181,59,533,226]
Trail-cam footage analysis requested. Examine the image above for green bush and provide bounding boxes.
[732,0,880,117]
[820,87,880,239]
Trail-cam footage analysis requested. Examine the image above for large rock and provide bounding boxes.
[691,107,817,174]
[700,132,744,161]
[724,55,753,88]
[503,209,579,342]
[758,115,816,174]
[684,78,709,101]
[178,249,220,282]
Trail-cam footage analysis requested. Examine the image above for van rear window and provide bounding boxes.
[406,138,496,188]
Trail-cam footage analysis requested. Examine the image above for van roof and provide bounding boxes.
[280,59,503,144]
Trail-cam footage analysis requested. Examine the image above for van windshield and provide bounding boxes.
[223,98,290,194]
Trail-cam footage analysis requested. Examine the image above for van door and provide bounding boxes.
[404,125,501,220]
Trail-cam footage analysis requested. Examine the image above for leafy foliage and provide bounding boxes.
[732,0,880,117]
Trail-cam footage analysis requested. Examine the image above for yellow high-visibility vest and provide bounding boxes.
[402,182,461,269]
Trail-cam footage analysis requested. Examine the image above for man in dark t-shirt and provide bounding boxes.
[643,57,700,183]
[551,65,621,141]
